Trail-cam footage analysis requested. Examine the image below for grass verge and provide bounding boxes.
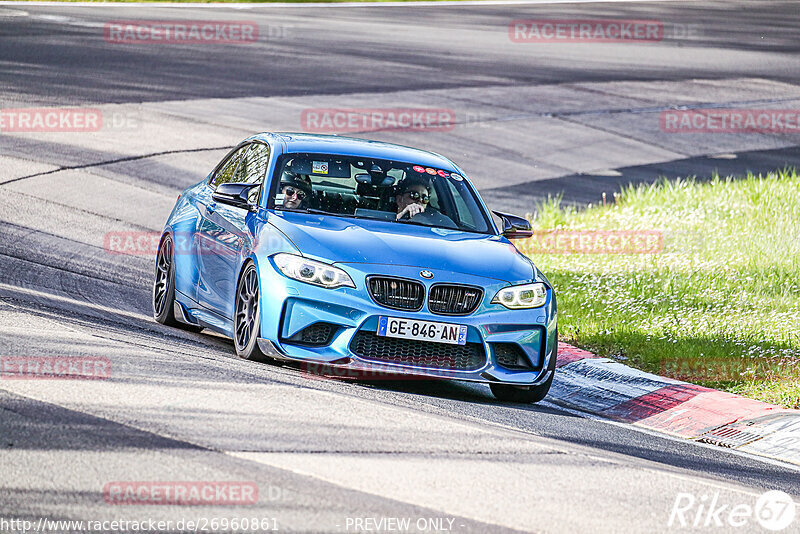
[518,169,800,409]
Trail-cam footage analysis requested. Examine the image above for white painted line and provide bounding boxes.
[0,282,151,323]
[540,399,800,474]
[738,415,800,466]
[0,0,691,8]
[549,353,800,468]
[228,446,780,507]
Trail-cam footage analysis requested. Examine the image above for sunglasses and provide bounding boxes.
[283,186,306,200]
[405,191,430,204]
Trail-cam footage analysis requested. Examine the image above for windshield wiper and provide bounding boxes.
[301,208,477,232]
[302,208,369,220]
[303,208,340,216]
[396,218,447,230]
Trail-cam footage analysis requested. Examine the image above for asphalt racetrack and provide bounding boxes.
[1,1,800,532]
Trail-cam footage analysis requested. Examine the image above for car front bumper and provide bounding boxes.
[257,261,557,386]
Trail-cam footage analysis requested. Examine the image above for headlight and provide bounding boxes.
[272,253,355,289]
[492,282,547,309]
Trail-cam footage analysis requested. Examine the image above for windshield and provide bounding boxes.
[269,153,492,233]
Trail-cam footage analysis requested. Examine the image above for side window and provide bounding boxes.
[239,143,270,203]
[210,145,249,189]
[240,142,270,180]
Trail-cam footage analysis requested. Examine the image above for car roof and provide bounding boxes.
[249,132,460,172]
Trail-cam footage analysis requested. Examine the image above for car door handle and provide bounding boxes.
[207,203,216,214]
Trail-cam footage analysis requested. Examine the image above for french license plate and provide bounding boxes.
[377,316,468,345]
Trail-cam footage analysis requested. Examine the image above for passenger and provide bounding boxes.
[279,173,312,210]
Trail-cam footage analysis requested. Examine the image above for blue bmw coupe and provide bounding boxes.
[153,133,557,402]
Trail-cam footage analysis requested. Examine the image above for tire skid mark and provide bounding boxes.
[0,145,229,187]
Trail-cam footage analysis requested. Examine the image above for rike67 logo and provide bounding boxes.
[669,490,796,531]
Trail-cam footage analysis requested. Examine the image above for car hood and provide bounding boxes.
[267,211,534,283]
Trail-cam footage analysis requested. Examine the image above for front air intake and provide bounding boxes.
[283,323,335,346]
[493,343,535,370]
[350,331,486,370]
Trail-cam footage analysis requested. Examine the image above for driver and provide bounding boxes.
[394,176,457,228]
[395,176,432,220]
[279,173,312,210]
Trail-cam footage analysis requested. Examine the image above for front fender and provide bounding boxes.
[243,214,301,341]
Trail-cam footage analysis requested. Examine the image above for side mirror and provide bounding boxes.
[212,183,259,211]
[493,211,533,239]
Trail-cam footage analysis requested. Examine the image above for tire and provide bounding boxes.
[490,330,558,403]
[153,235,181,327]
[233,262,268,362]
[153,234,202,332]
